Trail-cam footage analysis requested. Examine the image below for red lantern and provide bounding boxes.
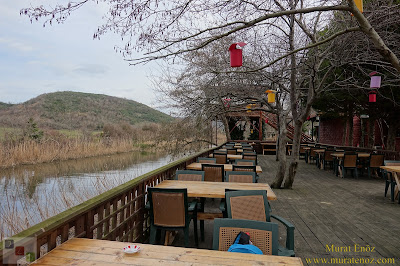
[223,98,231,108]
[265,118,268,124]
[229,42,246,67]
[369,91,376,102]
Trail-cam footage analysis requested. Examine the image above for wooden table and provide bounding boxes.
[331,153,370,158]
[155,180,276,200]
[380,166,400,202]
[187,162,262,173]
[209,154,243,160]
[32,238,303,265]
[332,153,370,177]
[218,148,244,153]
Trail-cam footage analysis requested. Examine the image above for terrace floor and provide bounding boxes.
[172,155,400,266]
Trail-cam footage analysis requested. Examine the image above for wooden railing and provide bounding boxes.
[0,145,222,264]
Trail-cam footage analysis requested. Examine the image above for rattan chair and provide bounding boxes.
[234,159,255,166]
[197,157,216,164]
[321,150,334,170]
[383,161,400,202]
[212,218,279,255]
[243,154,257,165]
[227,148,237,155]
[213,153,228,164]
[201,164,224,182]
[175,170,205,181]
[308,148,318,164]
[225,171,256,183]
[367,154,384,178]
[225,190,295,256]
[232,165,256,172]
[299,146,306,160]
[339,152,358,178]
[148,188,198,247]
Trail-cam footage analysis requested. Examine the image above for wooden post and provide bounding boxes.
[259,111,263,141]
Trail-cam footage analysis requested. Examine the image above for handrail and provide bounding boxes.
[0,144,224,263]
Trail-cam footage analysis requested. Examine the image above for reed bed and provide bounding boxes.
[0,138,146,168]
[0,173,125,239]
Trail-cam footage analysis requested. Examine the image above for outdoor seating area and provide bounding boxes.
[6,142,400,266]
[300,143,400,203]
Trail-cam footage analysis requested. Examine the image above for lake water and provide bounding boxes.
[0,151,184,240]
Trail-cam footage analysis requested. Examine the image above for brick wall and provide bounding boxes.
[318,118,345,145]
[319,116,400,151]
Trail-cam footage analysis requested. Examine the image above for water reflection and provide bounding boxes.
[0,151,178,239]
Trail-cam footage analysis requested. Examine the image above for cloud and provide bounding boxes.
[0,37,34,52]
[73,64,109,75]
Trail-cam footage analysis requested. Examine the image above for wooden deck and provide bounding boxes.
[172,155,400,265]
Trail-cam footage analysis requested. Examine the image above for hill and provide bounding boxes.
[0,91,173,130]
[0,102,13,110]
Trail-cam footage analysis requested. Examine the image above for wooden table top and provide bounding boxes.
[155,180,277,200]
[314,149,326,153]
[380,166,400,172]
[32,238,303,265]
[209,154,243,160]
[187,162,262,173]
[331,153,370,158]
[219,148,244,153]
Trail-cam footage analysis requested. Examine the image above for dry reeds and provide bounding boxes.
[0,138,144,168]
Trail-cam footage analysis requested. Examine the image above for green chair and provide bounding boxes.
[232,165,256,172]
[225,190,295,256]
[225,171,256,183]
[212,218,279,255]
[234,159,255,166]
[201,164,224,182]
[197,157,217,164]
[148,187,198,247]
[243,154,257,165]
[227,148,237,155]
[213,153,228,164]
[367,154,384,178]
[175,170,205,239]
[175,170,204,181]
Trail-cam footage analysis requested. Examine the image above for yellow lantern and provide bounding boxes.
[265,90,276,103]
[246,104,252,113]
[354,0,363,13]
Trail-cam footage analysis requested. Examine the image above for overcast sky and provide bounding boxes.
[0,1,164,111]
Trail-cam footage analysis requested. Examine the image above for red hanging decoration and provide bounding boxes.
[369,91,377,102]
[223,98,231,108]
[229,42,247,67]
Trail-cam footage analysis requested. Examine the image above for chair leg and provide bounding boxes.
[184,227,189,247]
[150,225,157,244]
[391,182,396,202]
[193,215,198,246]
[368,167,371,179]
[384,181,389,197]
[355,168,358,179]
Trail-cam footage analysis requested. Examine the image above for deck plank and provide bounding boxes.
[257,155,400,265]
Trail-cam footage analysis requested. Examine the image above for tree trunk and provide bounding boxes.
[221,115,231,141]
[368,117,375,148]
[348,115,354,146]
[342,118,348,146]
[360,118,365,147]
[284,120,302,189]
[270,112,288,189]
[386,119,398,151]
